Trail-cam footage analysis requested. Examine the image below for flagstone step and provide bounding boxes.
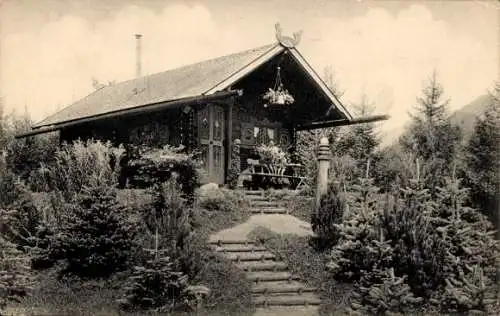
[236,261,288,272]
[246,196,268,202]
[253,294,322,307]
[250,200,285,207]
[252,283,318,294]
[242,190,265,196]
[209,239,253,246]
[225,252,276,262]
[251,207,288,214]
[214,244,268,252]
[247,271,298,282]
[253,306,320,316]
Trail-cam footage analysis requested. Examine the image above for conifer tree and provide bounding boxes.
[0,233,33,310]
[399,72,462,194]
[336,95,380,176]
[381,159,449,298]
[327,161,385,281]
[349,267,423,316]
[465,83,500,232]
[433,173,499,313]
[53,185,136,277]
[295,66,343,185]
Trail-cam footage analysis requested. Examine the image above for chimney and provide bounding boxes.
[135,34,142,78]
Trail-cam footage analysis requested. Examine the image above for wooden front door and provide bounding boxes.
[198,104,225,184]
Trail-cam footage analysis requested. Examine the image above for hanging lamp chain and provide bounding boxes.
[274,66,283,91]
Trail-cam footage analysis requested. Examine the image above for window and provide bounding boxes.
[254,126,277,145]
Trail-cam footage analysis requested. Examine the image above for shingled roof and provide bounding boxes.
[34,43,284,128]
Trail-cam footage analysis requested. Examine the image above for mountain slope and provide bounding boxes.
[449,94,494,138]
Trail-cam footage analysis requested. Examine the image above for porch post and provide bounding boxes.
[315,136,331,212]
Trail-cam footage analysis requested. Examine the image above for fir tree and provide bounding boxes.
[326,161,384,281]
[381,160,449,298]
[336,95,380,171]
[53,185,137,278]
[433,174,499,313]
[399,72,462,194]
[294,65,344,185]
[311,182,347,250]
[118,248,190,313]
[0,233,33,310]
[349,268,423,316]
[465,84,500,232]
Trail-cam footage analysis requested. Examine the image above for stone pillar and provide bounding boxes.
[315,137,331,212]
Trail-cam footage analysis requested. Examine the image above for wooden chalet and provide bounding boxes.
[17,24,388,185]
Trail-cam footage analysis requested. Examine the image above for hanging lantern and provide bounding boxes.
[262,66,295,106]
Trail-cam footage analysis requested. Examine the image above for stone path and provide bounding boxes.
[209,190,321,316]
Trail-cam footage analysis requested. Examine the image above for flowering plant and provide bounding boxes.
[256,142,289,167]
[262,84,295,107]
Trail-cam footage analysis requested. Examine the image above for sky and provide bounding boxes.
[0,0,498,134]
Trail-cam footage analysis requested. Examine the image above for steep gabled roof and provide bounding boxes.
[30,41,358,133]
[34,43,284,128]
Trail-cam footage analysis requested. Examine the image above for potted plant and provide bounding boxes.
[262,84,295,107]
[256,142,290,189]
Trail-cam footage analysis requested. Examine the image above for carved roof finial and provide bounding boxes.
[274,22,302,48]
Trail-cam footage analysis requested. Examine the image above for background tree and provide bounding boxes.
[336,94,380,178]
[295,66,344,186]
[464,82,500,234]
[399,71,462,194]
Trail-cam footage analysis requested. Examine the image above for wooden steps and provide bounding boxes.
[209,190,321,311]
[210,238,321,310]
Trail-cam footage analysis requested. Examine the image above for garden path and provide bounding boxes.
[209,190,321,316]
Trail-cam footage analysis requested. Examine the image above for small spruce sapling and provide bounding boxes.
[54,185,136,278]
[326,160,384,281]
[433,170,499,313]
[311,181,347,250]
[119,180,193,312]
[0,233,33,309]
[349,267,423,316]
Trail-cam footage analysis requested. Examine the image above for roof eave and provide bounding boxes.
[287,47,353,121]
[295,114,390,131]
[16,89,243,139]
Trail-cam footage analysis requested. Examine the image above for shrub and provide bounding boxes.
[0,157,46,255]
[464,94,499,229]
[348,268,423,316]
[51,185,137,278]
[119,249,190,313]
[1,113,58,184]
[189,249,254,316]
[226,142,241,189]
[0,234,33,309]
[329,154,358,187]
[326,176,383,281]
[139,180,195,262]
[122,145,200,200]
[311,182,347,250]
[32,140,123,198]
[441,264,497,314]
[0,156,25,208]
[195,188,250,233]
[287,192,314,223]
[327,162,500,314]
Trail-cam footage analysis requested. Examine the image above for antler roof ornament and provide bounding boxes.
[275,22,302,48]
